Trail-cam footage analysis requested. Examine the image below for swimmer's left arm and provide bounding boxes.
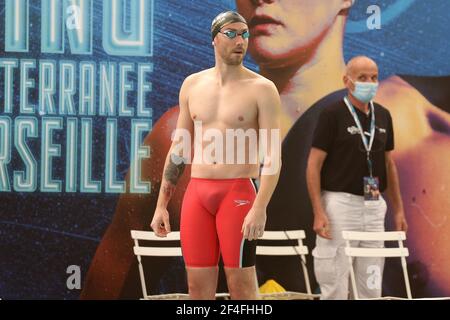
[242,81,282,241]
[385,151,408,232]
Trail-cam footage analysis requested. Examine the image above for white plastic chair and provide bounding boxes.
[257,230,321,300]
[343,231,450,300]
[131,229,319,300]
[342,231,412,300]
[130,230,231,300]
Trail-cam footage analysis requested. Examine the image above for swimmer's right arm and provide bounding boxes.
[151,77,194,237]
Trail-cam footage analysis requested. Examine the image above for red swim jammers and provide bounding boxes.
[180,177,258,268]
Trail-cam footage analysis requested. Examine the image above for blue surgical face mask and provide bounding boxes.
[349,78,379,103]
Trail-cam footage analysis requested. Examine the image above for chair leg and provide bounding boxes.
[347,241,359,300]
[136,255,149,299]
[401,256,413,299]
[300,255,314,300]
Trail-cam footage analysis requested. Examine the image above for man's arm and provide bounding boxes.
[306,147,331,239]
[385,151,408,232]
[242,80,282,241]
[150,77,194,237]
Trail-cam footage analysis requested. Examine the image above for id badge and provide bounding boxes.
[364,176,380,204]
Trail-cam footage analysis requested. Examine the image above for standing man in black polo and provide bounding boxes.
[306,56,408,300]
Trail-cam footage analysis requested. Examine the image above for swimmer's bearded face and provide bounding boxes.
[215,22,249,66]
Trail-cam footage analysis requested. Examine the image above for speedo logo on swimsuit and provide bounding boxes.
[234,200,251,207]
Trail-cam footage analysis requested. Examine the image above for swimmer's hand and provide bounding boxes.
[151,207,171,237]
[241,207,266,241]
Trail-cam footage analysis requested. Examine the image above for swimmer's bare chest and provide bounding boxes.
[187,78,261,179]
[188,80,258,129]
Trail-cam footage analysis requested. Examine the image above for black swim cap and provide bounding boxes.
[211,11,248,41]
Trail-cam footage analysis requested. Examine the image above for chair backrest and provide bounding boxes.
[131,230,182,257]
[342,230,412,300]
[257,230,308,256]
[131,229,310,257]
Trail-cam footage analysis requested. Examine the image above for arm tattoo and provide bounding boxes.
[162,183,176,198]
[163,154,186,186]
